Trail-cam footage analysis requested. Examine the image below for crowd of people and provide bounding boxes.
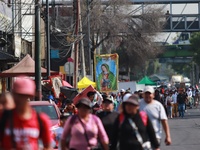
[154,86,200,119]
[5,76,197,149]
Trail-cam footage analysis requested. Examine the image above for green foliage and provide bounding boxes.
[169,63,190,77]
[190,32,200,65]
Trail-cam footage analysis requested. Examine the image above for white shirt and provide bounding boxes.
[187,90,192,97]
[166,95,173,106]
[140,99,168,139]
[172,93,177,103]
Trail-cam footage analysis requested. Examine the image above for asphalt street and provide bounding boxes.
[160,106,200,150]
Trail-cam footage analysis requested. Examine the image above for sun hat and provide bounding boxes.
[12,76,36,96]
[123,95,139,106]
[76,98,92,108]
[144,86,155,94]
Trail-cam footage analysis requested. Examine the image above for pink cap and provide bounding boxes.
[12,76,36,96]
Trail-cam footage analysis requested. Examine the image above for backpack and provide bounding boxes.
[118,111,148,127]
[0,110,43,148]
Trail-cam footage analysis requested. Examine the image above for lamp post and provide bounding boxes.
[73,0,80,88]
[87,0,92,76]
[46,0,50,78]
[35,0,42,100]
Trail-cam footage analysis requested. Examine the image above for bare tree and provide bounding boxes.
[81,0,165,74]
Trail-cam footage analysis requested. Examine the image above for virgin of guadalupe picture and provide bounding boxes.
[95,54,118,92]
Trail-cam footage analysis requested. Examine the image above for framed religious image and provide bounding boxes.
[49,75,63,98]
[94,53,119,92]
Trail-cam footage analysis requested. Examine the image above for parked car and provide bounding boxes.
[30,100,61,149]
[29,100,61,127]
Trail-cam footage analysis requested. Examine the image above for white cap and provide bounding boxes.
[123,93,132,102]
[144,86,155,94]
[120,89,125,92]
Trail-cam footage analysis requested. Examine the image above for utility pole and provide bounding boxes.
[12,0,15,34]
[46,0,50,78]
[73,0,80,88]
[35,0,42,100]
[79,1,86,78]
[87,0,92,75]
[191,61,195,86]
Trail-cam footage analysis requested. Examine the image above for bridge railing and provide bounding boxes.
[163,14,200,32]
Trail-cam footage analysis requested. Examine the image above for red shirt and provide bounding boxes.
[1,109,51,150]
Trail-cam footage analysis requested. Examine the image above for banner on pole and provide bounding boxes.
[94,53,118,92]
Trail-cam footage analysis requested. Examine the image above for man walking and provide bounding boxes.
[96,95,118,148]
[172,90,178,117]
[177,88,187,118]
[140,86,171,145]
[0,76,52,149]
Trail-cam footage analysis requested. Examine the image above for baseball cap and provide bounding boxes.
[12,76,36,96]
[123,93,132,102]
[123,95,139,106]
[120,89,125,92]
[103,95,113,103]
[144,86,155,94]
[76,98,92,109]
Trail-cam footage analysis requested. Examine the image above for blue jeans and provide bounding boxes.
[167,106,172,118]
[178,104,185,118]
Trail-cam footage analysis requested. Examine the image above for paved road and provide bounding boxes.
[160,106,200,150]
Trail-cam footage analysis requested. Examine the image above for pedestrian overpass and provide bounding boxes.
[45,0,200,32]
[158,44,194,63]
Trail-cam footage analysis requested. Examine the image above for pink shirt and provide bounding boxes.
[61,114,109,150]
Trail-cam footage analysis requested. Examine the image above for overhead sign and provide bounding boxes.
[50,50,59,58]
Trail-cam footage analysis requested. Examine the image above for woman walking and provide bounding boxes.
[61,98,109,150]
[166,92,173,119]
